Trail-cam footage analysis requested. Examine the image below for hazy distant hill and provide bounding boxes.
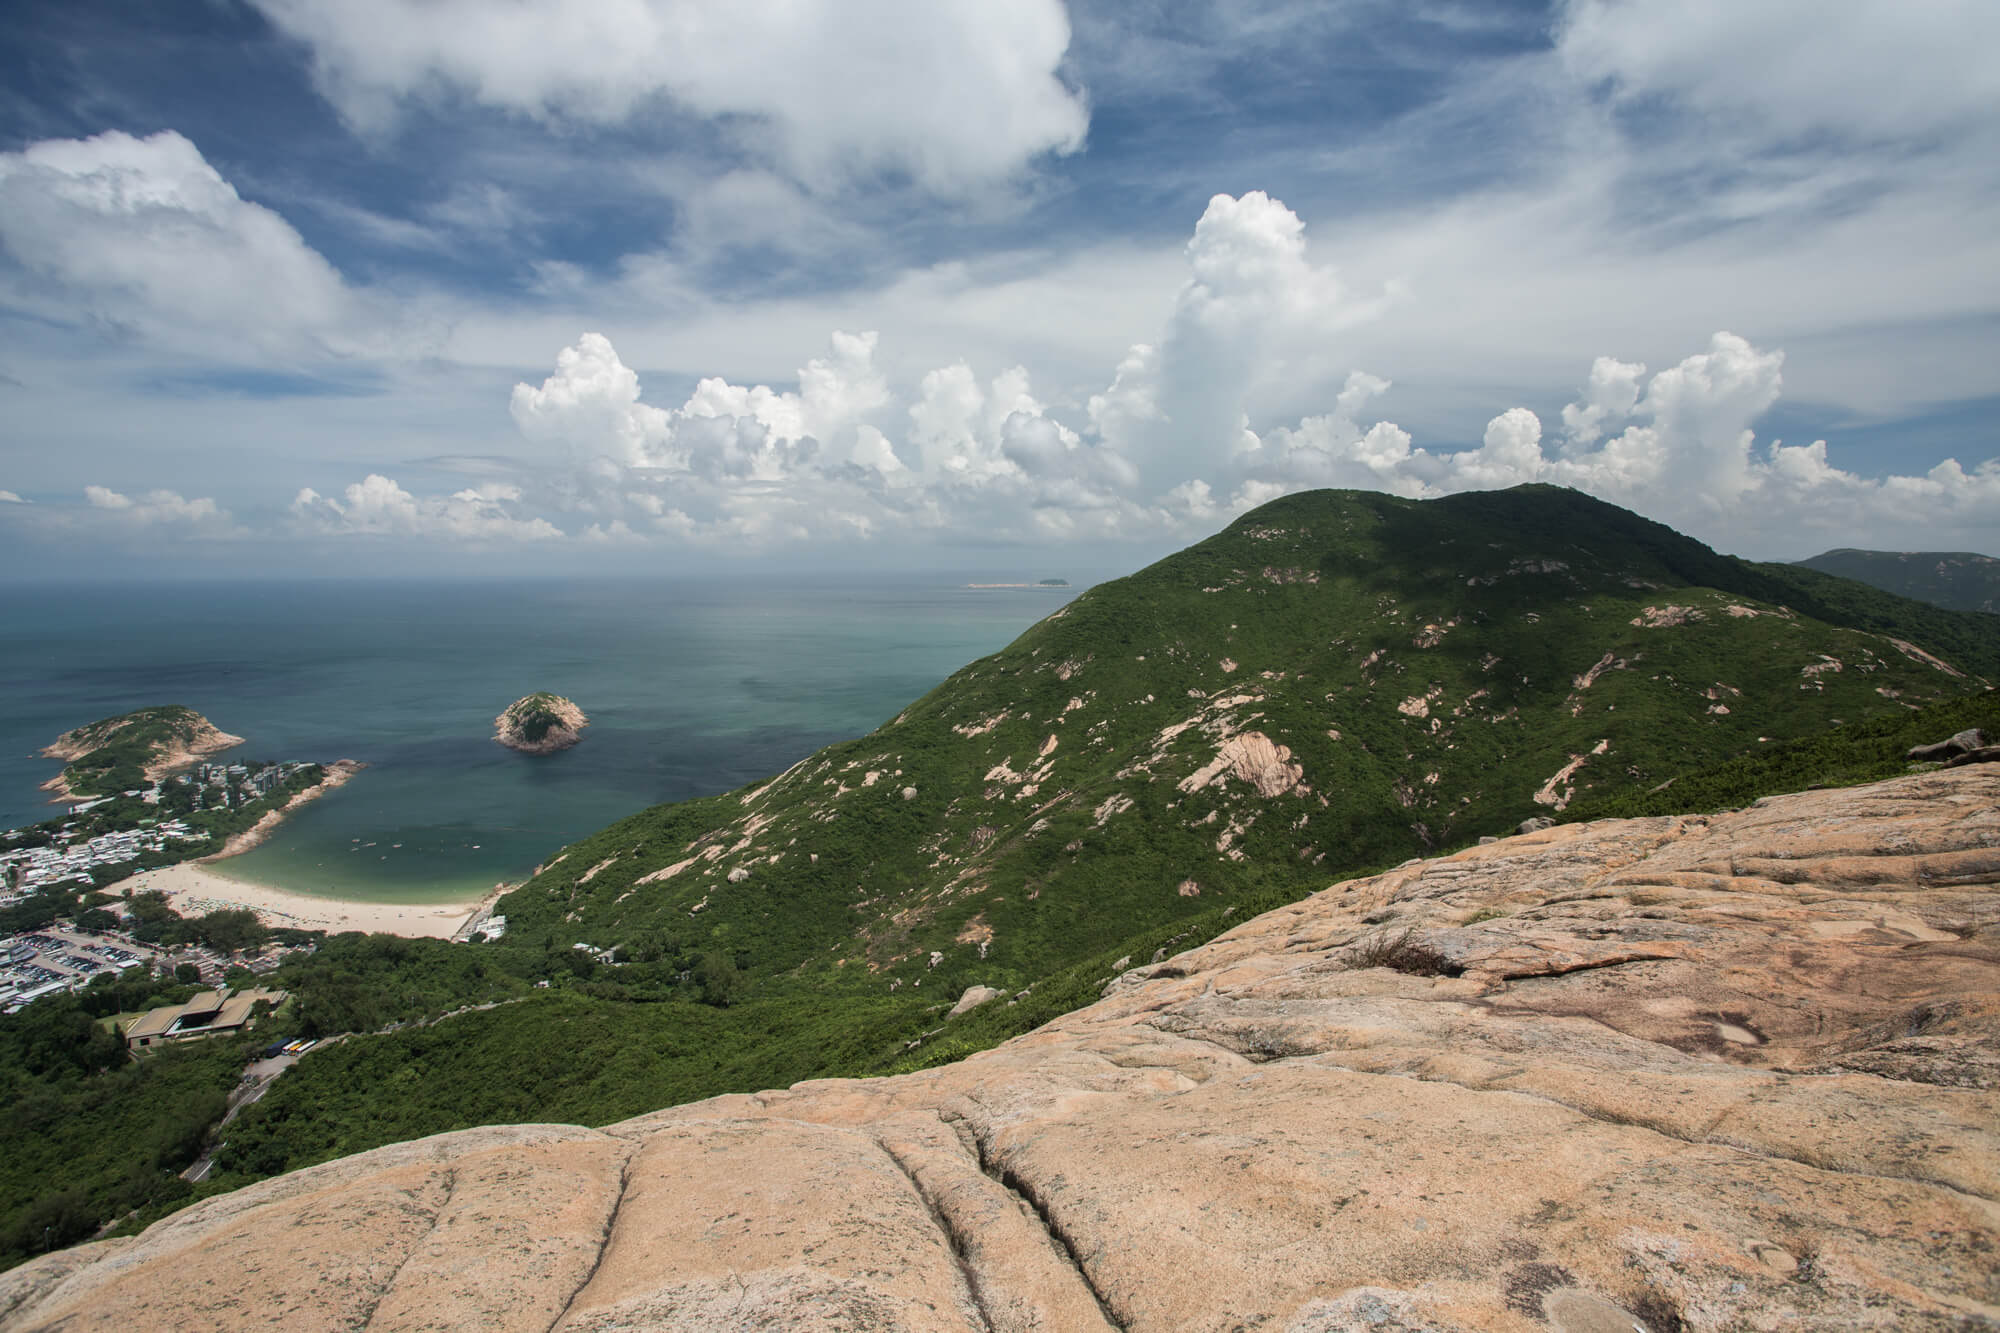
[1797,548,2000,614]
[196,485,2000,1192]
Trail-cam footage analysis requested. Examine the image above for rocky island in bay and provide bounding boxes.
[494,693,589,754]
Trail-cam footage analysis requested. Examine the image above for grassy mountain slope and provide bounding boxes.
[203,485,1999,1185]
[1796,547,2000,615]
[40,706,242,798]
[491,486,1990,1000]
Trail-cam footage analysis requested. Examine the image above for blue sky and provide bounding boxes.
[1,0,1996,576]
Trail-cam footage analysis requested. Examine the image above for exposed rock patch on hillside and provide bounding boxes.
[494,693,589,754]
[8,766,1996,1331]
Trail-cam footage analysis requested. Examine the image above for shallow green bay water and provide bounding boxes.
[2,575,1085,903]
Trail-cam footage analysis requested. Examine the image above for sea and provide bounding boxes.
[0,575,1090,903]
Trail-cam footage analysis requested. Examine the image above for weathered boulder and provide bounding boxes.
[7,768,1998,1331]
[1908,726,1987,761]
[947,984,1004,1018]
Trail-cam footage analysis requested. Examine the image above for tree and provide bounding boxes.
[174,963,201,985]
[190,909,266,955]
[694,952,743,1008]
[74,908,118,933]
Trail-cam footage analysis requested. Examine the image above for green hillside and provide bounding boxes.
[186,485,1999,1188]
[484,486,1988,985]
[1796,548,2000,615]
[42,705,238,798]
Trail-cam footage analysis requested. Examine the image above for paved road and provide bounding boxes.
[179,1053,299,1182]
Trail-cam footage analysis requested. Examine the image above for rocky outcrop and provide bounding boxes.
[494,693,589,754]
[1910,727,1988,761]
[38,706,245,800]
[7,768,1998,1331]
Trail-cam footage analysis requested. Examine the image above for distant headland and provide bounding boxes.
[13,705,361,899]
[964,578,1071,589]
[495,692,589,754]
[39,704,244,803]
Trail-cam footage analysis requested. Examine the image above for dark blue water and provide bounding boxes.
[0,576,1085,901]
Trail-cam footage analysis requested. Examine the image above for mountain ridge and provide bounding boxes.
[1796,546,2000,614]
[488,486,1991,984]
[132,485,2000,1201]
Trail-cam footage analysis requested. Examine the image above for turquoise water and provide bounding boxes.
[0,576,1086,901]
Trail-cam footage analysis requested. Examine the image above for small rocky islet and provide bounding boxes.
[493,693,589,754]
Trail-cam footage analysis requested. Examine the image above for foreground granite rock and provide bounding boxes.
[7,768,1998,1332]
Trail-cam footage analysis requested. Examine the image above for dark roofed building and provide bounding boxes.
[124,987,285,1049]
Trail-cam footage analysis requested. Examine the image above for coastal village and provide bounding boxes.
[0,752,324,1014]
[2,760,316,895]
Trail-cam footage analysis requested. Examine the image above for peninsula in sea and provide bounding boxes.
[4,705,380,915]
[963,577,1071,588]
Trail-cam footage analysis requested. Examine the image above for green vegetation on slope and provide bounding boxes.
[1561,689,2000,822]
[502,692,566,745]
[10,485,1996,1256]
[1746,561,2000,680]
[485,486,1991,994]
[1794,548,2000,616]
[0,973,243,1269]
[43,706,237,798]
[186,485,2000,1188]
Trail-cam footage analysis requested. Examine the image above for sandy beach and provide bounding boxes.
[115,861,501,939]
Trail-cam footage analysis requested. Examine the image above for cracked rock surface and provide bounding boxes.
[5,768,1997,1331]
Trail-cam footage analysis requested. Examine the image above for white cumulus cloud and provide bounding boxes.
[291,475,563,542]
[249,0,1088,192]
[1091,192,1394,488]
[493,181,2000,559]
[82,485,231,529]
[507,329,1160,546]
[1198,328,2000,556]
[1558,0,2000,144]
[0,131,358,356]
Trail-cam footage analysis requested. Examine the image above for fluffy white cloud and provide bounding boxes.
[1229,371,1424,500]
[1558,0,2000,144]
[0,490,25,504]
[250,0,1087,192]
[0,131,357,356]
[505,327,1165,546]
[511,329,900,486]
[1554,332,1785,507]
[508,333,675,469]
[489,186,2000,558]
[1198,329,2000,556]
[291,475,563,542]
[1559,357,1646,450]
[81,485,231,529]
[1086,192,1393,488]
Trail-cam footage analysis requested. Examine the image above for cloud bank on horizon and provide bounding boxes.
[0,0,1996,569]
